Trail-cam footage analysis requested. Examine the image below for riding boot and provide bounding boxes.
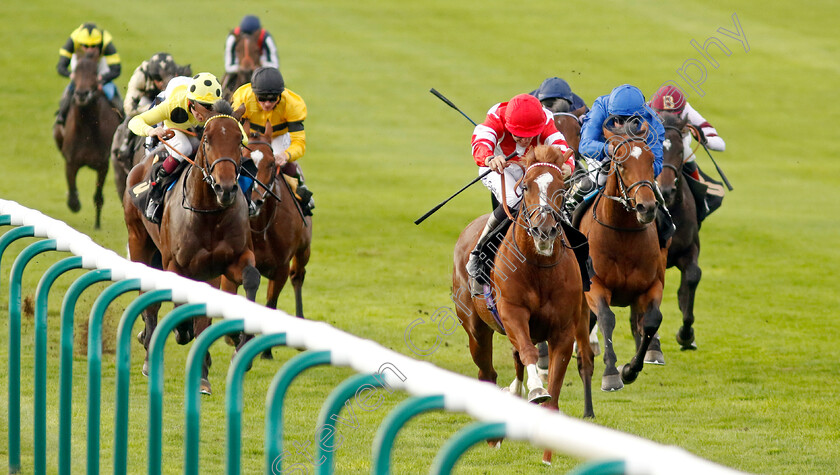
[466,205,508,290]
[563,175,595,222]
[145,165,171,224]
[282,161,314,215]
[654,183,676,247]
[56,87,72,126]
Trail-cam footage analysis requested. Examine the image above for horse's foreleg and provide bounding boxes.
[541,332,576,466]
[94,166,107,229]
[65,162,81,213]
[141,302,161,377]
[676,251,701,350]
[622,293,664,385]
[575,297,595,418]
[290,250,309,318]
[587,289,621,391]
[500,305,549,403]
[266,264,290,310]
[508,350,526,398]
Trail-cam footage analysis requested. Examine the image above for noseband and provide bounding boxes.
[602,137,656,213]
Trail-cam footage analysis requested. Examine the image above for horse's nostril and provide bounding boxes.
[213,184,223,193]
[254,199,264,207]
[231,184,238,193]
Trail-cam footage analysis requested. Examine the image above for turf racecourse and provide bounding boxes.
[1,0,838,473]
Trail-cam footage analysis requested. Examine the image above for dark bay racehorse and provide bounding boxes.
[551,105,587,154]
[221,32,261,98]
[221,121,312,356]
[454,145,594,465]
[53,53,120,229]
[123,103,260,394]
[578,122,667,391]
[657,112,701,350]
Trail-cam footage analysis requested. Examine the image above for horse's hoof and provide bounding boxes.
[601,373,624,391]
[199,379,212,396]
[67,194,81,213]
[174,326,193,345]
[619,364,639,385]
[486,438,502,449]
[527,388,551,404]
[260,350,273,360]
[141,361,149,377]
[676,327,697,350]
[644,349,665,365]
[136,330,145,345]
[542,460,552,466]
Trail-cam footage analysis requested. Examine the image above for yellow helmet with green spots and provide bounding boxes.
[187,73,223,105]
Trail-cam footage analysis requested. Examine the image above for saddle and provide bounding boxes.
[685,168,725,226]
[127,155,186,223]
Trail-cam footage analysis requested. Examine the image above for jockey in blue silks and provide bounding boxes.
[566,84,666,213]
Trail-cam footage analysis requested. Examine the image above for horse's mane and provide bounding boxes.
[525,144,564,166]
[606,118,645,138]
[212,100,234,115]
[659,111,682,129]
[546,98,572,113]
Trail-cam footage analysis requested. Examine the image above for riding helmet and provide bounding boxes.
[187,72,223,104]
[649,84,686,114]
[146,52,178,82]
[76,23,103,47]
[504,94,546,138]
[606,84,646,116]
[240,15,261,34]
[536,77,574,103]
[251,67,285,95]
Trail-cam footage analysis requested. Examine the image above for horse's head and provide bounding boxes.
[242,120,277,215]
[72,53,100,107]
[552,105,584,154]
[518,145,572,256]
[235,32,262,80]
[602,119,658,224]
[657,112,688,207]
[196,101,246,208]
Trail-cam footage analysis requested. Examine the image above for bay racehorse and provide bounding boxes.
[123,102,260,394]
[221,31,261,98]
[657,112,702,350]
[221,121,312,357]
[53,53,120,229]
[453,145,594,464]
[551,105,586,154]
[578,121,668,391]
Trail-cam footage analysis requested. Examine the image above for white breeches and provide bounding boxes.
[479,165,524,209]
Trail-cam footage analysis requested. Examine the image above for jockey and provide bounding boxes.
[467,93,573,287]
[224,15,280,75]
[124,52,190,117]
[56,22,123,125]
[530,77,589,114]
[648,84,726,181]
[128,72,225,223]
[231,66,314,215]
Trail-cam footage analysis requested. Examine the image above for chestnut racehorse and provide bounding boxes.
[453,145,594,465]
[123,102,260,394]
[53,53,120,229]
[657,112,702,350]
[578,122,668,391]
[221,121,312,356]
[221,32,261,98]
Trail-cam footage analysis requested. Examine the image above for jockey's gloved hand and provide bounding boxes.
[694,126,707,145]
[487,154,507,173]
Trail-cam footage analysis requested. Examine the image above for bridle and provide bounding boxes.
[244,138,279,232]
[661,125,686,190]
[591,135,656,232]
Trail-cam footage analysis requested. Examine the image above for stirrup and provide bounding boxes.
[296,183,313,203]
[145,201,161,224]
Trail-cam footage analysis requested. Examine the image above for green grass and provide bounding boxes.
[1,0,839,473]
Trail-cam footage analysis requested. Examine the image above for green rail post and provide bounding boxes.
[34,256,82,475]
[265,350,332,475]
[429,422,507,475]
[86,279,141,475]
[184,319,244,475]
[11,239,58,475]
[371,395,445,475]
[226,333,287,475]
[315,373,386,475]
[0,214,9,226]
[114,290,172,475]
[1,224,35,474]
[148,303,207,475]
[59,269,112,474]
[567,460,626,475]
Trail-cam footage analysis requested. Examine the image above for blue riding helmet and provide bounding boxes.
[536,77,574,103]
[607,84,646,116]
[240,15,261,34]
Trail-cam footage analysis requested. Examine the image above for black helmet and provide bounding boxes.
[147,52,178,82]
[251,67,285,95]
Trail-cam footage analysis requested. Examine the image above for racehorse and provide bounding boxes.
[577,121,668,391]
[221,121,312,356]
[551,104,587,154]
[453,145,594,464]
[53,53,120,229]
[221,31,261,98]
[123,102,260,394]
[657,112,702,350]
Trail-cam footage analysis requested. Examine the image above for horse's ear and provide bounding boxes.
[639,121,650,135]
[264,120,273,137]
[603,127,615,140]
[233,104,246,121]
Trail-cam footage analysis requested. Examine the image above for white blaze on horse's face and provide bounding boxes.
[251,149,264,166]
[663,139,671,151]
[534,173,553,209]
[630,146,643,159]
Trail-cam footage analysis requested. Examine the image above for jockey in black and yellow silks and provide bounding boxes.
[55,23,123,124]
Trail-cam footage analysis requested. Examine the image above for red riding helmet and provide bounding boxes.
[504,94,546,137]
[650,85,686,114]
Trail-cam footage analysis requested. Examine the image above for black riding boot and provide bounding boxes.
[282,161,314,215]
[466,205,510,294]
[654,183,676,248]
[145,166,171,224]
[563,174,596,221]
[56,87,73,126]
